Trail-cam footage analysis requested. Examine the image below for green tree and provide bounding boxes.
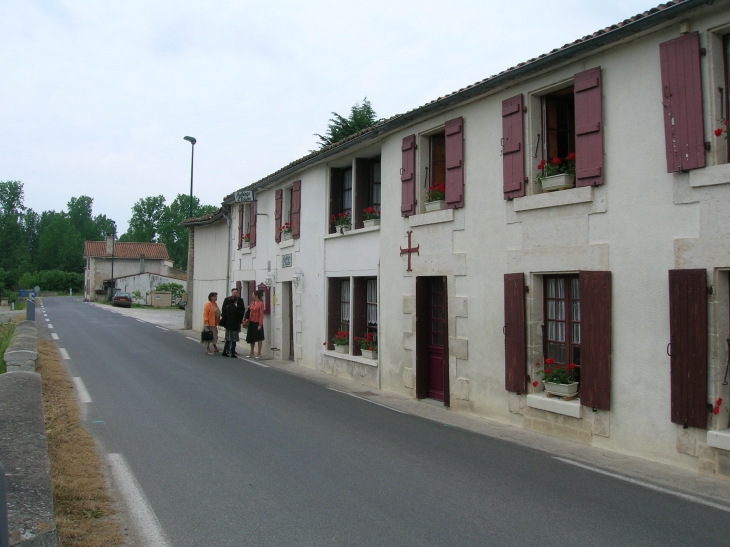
[93,214,117,239]
[37,215,84,272]
[158,194,216,270]
[120,195,166,242]
[315,98,379,149]
[22,209,40,269]
[0,181,31,271]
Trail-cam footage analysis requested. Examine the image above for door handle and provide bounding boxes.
[666,343,673,357]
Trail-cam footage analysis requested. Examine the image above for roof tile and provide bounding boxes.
[83,241,170,260]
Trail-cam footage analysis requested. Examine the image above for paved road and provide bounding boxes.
[40,297,730,546]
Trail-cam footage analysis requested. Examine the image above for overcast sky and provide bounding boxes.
[1,0,659,234]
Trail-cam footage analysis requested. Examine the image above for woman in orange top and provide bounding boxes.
[246,290,265,358]
[202,292,221,355]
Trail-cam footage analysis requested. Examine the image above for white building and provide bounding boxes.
[186,0,730,478]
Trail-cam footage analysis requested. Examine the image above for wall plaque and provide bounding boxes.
[282,254,292,268]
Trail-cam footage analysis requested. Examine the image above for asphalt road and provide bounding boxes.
[40,297,730,546]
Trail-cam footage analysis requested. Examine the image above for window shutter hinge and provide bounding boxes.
[524,285,529,293]
[700,48,707,56]
[705,141,711,151]
[707,285,714,295]
[523,106,527,113]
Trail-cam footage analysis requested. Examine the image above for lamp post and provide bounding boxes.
[183,136,196,218]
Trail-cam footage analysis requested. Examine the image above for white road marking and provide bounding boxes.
[59,348,70,360]
[47,324,53,329]
[71,377,92,403]
[554,457,730,513]
[240,357,270,367]
[136,319,146,323]
[51,333,59,340]
[185,337,198,342]
[325,387,406,414]
[107,454,172,547]
[45,318,50,322]
[155,326,168,331]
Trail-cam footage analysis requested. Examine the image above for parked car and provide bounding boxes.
[112,292,133,308]
[177,298,186,310]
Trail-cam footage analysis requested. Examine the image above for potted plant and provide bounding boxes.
[243,232,251,248]
[715,120,729,140]
[280,222,293,241]
[355,332,378,359]
[332,330,349,353]
[425,183,446,212]
[331,212,352,234]
[363,207,381,228]
[537,153,576,192]
[536,358,579,397]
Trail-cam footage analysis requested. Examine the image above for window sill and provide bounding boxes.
[408,208,454,227]
[279,238,295,249]
[707,429,730,451]
[526,392,583,418]
[320,349,378,367]
[240,246,252,255]
[323,225,380,240]
[689,163,730,188]
[513,186,593,212]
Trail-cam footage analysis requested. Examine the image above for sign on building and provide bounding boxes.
[234,190,254,203]
[282,254,292,268]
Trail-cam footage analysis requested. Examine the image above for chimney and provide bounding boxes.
[139,254,145,274]
[106,235,115,255]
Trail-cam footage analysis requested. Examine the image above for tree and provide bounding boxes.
[120,195,166,242]
[315,98,379,149]
[0,181,31,271]
[158,194,216,270]
[37,215,84,272]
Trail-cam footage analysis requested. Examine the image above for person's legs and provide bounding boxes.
[249,343,255,357]
[230,341,237,357]
[257,340,263,357]
[222,338,230,356]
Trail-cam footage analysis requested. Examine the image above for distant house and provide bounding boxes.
[83,236,185,301]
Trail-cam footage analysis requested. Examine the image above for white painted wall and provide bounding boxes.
[191,219,229,332]
[116,273,186,302]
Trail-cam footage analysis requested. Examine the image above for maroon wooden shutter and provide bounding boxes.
[291,180,301,239]
[351,278,367,356]
[415,276,429,399]
[401,135,416,217]
[504,273,526,392]
[669,269,708,428]
[660,33,706,173]
[330,168,343,234]
[237,204,243,249]
[236,280,242,295]
[274,189,283,243]
[355,159,368,229]
[574,68,604,187]
[502,95,525,199]
[327,279,341,350]
[249,201,257,248]
[445,117,464,209]
[579,271,612,410]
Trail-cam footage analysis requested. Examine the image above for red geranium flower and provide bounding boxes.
[566,152,576,161]
[535,362,541,368]
[717,397,723,406]
[532,381,538,388]
[545,358,554,365]
[715,128,724,137]
[537,159,546,170]
[568,363,576,369]
[545,368,552,375]
[550,157,561,165]
[368,346,374,351]
[714,406,721,415]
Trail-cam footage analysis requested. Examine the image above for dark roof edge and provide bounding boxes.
[229,0,708,197]
[181,208,226,227]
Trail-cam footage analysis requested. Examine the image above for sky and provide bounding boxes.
[1,0,661,234]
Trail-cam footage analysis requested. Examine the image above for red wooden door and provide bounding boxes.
[428,278,447,401]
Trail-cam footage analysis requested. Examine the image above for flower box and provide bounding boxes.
[363,219,380,228]
[242,241,250,248]
[334,345,349,354]
[282,232,292,241]
[540,173,575,192]
[543,381,579,397]
[361,349,378,359]
[425,200,445,212]
[338,225,351,234]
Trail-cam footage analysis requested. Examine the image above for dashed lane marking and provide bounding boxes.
[59,348,70,360]
[71,377,92,403]
[47,324,53,329]
[136,319,145,323]
[325,387,406,414]
[155,326,168,331]
[51,333,59,340]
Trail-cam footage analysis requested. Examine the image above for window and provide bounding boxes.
[543,87,575,161]
[369,159,381,210]
[284,186,293,224]
[330,167,352,233]
[430,132,446,190]
[340,280,350,332]
[544,276,581,379]
[366,278,377,334]
[342,168,352,216]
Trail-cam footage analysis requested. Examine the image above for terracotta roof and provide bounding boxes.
[181,207,226,227]
[222,0,703,197]
[83,241,170,260]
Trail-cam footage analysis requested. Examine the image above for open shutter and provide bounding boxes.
[502,95,525,199]
[329,168,343,234]
[579,271,612,410]
[351,278,367,356]
[669,269,708,428]
[237,204,243,249]
[291,180,301,239]
[274,189,283,243]
[401,135,416,217]
[327,279,341,350]
[504,273,526,392]
[660,33,705,173]
[415,276,429,399]
[574,68,604,187]
[249,201,257,248]
[445,117,464,209]
[354,159,368,229]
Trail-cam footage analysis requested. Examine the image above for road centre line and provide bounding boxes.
[155,326,168,331]
[59,348,70,360]
[47,324,53,329]
[553,457,730,513]
[136,319,146,323]
[107,454,172,547]
[239,357,270,367]
[45,318,49,322]
[51,333,59,340]
[71,377,93,403]
[325,387,406,414]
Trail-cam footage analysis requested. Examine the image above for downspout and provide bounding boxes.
[223,206,232,295]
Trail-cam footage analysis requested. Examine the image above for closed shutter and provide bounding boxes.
[249,201,257,248]
[291,180,301,239]
[330,168,343,234]
[415,276,429,399]
[351,278,367,356]
[660,33,705,173]
[274,189,283,243]
[327,279,341,350]
[401,135,416,217]
[504,273,526,392]
[237,204,243,249]
[445,117,464,209]
[669,269,708,429]
[502,95,525,199]
[579,271,612,410]
[236,280,242,296]
[355,159,368,229]
[574,68,604,187]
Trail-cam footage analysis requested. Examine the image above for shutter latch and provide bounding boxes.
[700,48,707,56]
[705,141,711,151]
[707,285,714,295]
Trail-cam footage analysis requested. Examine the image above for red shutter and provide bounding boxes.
[329,168,343,234]
[237,204,243,249]
[291,180,301,239]
[401,135,416,217]
[327,279,341,350]
[660,33,706,173]
[445,117,464,209]
[502,95,525,199]
[236,280,242,295]
[669,269,708,429]
[355,159,368,229]
[415,276,429,399]
[579,271,612,410]
[274,189,283,243]
[504,273,526,392]
[351,278,367,356]
[574,68,604,187]
[249,201,257,248]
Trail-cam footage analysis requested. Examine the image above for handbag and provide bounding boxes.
[244,307,251,320]
[201,328,214,342]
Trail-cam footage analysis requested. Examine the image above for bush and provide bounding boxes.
[154,282,184,301]
[17,270,84,292]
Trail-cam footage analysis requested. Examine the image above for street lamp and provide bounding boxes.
[183,136,196,218]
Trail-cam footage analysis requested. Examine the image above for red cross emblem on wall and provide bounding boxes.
[400,230,419,272]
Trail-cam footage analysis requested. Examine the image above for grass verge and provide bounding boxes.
[0,320,18,374]
[36,340,124,547]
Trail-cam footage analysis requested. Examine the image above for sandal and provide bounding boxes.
[206,350,213,355]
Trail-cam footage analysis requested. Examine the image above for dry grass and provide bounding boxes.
[0,320,17,374]
[36,340,125,547]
